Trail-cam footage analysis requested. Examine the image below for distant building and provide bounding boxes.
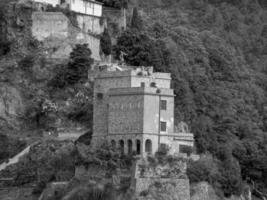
[91,65,194,156]
[32,0,103,17]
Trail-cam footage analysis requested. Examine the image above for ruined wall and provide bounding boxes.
[132,158,190,199]
[134,178,190,200]
[32,12,68,40]
[76,14,105,35]
[31,12,101,60]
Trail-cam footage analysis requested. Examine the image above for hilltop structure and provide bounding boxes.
[90,65,194,156]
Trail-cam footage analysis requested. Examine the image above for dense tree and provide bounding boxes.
[66,44,94,85]
[96,0,128,9]
[49,44,93,87]
[131,7,143,31]
[113,0,267,196]
[100,28,112,56]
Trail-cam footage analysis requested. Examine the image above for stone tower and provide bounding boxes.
[91,65,194,156]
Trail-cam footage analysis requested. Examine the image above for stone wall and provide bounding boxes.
[108,94,144,134]
[31,12,101,60]
[134,178,190,200]
[93,75,131,136]
[76,14,105,35]
[32,12,68,40]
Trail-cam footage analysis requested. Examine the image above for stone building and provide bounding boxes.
[91,65,194,156]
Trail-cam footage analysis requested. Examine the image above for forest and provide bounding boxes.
[112,0,267,197]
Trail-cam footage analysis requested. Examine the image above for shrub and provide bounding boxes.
[19,55,35,71]
[66,44,94,85]
[131,7,143,31]
[100,28,112,56]
[0,40,11,56]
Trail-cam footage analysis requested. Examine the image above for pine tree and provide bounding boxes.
[100,28,112,56]
[131,7,143,31]
[66,44,94,84]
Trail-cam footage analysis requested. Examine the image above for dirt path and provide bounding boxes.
[0,145,31,172]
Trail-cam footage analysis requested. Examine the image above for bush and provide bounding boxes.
[48,44,93,88]
[100,28,112,56]
[19,55,35,71]
[131,7,143,31]
[96,0,128,9]
[66,44,94,85]
[0,40,11,56]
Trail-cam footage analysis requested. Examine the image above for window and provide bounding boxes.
[160,100,167,110]
[128,140,133,154]
[145,139,152,154]
[160,121,167,132]
[119,140,124,154]
[60,0,66,4]
[97,93,103,100]
[136,140,141,155]
[141,82,145,87]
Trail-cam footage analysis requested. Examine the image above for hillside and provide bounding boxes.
[0,0,266,199]
[112,0,267,198]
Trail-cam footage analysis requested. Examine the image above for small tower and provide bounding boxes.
[91,66,194,156]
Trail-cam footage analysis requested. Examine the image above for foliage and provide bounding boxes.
[18,55,35,71]
[63,183,117,200]
[113,30,154,66]
[131,7,143,31]
[76,143,134,171]
[0,133,26,164]
[0,40,11,56]
[100,28,112,56]
[76,130,93,145]
[96,0,128,9]
[1,141,77,186]
[66,44,94,85]
[49,44,93,88]
[114,0,267,196]
[187,155,242,197]
[66,86,93,125]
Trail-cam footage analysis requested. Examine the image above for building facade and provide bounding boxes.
[91,66,194,156]
[32,0,102,17]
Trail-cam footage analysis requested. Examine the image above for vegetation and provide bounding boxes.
[114,1,267,197]
[96,0,128,9]
[0,40,11,56]
[49,44,94,87]
[131,7,143,31]
[100,28,112,56]
[76,143,134,171]
[0,133,26,164]
[0,141,77,188]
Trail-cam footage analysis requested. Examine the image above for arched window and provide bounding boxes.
[128,140,133,154]
[119,140,124,154]
[145,139,152,154]
[136,139,141,155]
[111,140,116,149]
